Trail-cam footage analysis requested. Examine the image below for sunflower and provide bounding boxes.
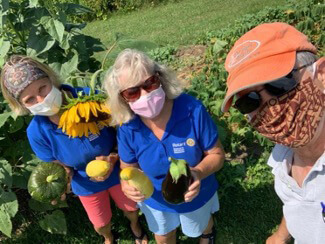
[58,94,112,138]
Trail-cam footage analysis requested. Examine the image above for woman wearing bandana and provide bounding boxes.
[0,55,148,244]
[104,49,225,244]
[222,22,325,244]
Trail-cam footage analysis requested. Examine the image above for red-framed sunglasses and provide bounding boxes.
[120,74,161,102]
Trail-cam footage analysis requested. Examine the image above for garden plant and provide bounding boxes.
[0,0,323,243]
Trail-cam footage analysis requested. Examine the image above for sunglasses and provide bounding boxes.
[233,63,313,114]
[120,74,161,102]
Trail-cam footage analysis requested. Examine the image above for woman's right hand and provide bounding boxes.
[121,179,146,202]
[51,162,74,205]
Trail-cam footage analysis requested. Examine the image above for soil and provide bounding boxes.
[174,45,208,86]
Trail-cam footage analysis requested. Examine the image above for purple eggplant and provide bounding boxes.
[162,158,193,205]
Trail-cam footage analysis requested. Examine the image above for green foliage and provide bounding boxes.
[148,45,177,63]
[0,0,323,242]
[0,0,159,238]
[39,210,67,235]
[0,0,104,74]
[0,0,103,237]
[187,0,323,161]
[47,0,181,20]
[185,3,323,240]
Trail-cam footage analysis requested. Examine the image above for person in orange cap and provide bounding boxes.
[222,22,325,243]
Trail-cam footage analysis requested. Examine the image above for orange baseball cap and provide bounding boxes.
[222,22,317,112]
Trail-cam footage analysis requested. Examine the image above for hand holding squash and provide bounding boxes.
[120,179,146,202]
[86,153,119,182]
[120,167,153,202]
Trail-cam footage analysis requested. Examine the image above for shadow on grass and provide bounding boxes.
[3,180,282,244]
[215,184,282,244]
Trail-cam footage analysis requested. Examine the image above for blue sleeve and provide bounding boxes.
[27,124,56,162]
[117,126,137,163]
[194,103,219,151]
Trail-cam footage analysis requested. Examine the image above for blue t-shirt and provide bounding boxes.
[118,93,219,213]
[27,84,120,196]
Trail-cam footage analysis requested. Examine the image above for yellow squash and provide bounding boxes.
[86,160,110,178]
[120,167,154,199]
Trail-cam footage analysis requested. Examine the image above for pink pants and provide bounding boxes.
[79,184,138,228]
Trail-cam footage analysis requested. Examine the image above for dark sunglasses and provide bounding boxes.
[120,74,161,102]
[233,63,313,114]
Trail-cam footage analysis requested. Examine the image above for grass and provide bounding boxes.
[3,182,283,244]
[84,0,287,48]
[1,1,290,243]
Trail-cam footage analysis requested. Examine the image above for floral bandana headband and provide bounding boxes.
[3,62,47,99]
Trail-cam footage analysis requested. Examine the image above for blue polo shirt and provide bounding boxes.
[27,84,120,196]
[118,93,219,213]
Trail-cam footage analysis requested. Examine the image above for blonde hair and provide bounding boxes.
[0,55,61,116]
[104,49,186,126]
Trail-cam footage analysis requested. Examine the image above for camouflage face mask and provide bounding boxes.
[250,76,325,148]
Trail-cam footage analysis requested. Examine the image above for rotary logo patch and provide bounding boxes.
[186,138,195,147]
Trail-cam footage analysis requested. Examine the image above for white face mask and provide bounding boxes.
[27,86,62,116]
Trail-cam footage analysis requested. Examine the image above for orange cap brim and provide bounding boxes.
[222,51,296,112]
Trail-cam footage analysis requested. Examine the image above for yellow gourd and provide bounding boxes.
[120,167,154,199]
[86,160,110,178]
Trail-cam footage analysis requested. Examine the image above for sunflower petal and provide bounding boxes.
[78,124,84,137]
[78,103,86,119]
[72,105,80,123]
[84,102,90,122]
[84,123,89,137]
[89,102,98,118]
[100,103,111,114]
[59,110,68,129]
[89,122,99,135]
[71,125,78,138]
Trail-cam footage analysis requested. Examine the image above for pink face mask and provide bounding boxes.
[129,86,166,119]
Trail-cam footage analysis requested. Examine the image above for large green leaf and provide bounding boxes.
[27,27,56,57]
[0,111,11,128]
[0,0,9,28]
[12,173,29,189]
[0,159,12,187]
[29,198,56,212]
[0,210,12,237]
[29,198,68,212]
[0,191,18,218]
[64,22,86,32]
[41,17,65,43]
[59,33,71,50]
[52,53,78,79]
[8,116,24,133]
[213,39,228,54]
[39,210,67,235]
[12,157,41,188]
[0,38,10,58]
[29,0,39,8]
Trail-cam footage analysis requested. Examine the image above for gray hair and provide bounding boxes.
[294,51,318,73]
[0,55,61,116]
[104,49,185,125]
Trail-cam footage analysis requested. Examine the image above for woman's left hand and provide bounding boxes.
[184,168,201,202]
[90,153,119,182]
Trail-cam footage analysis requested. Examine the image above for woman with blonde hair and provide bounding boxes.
[105,49,225,244]
[1,55,147,244]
